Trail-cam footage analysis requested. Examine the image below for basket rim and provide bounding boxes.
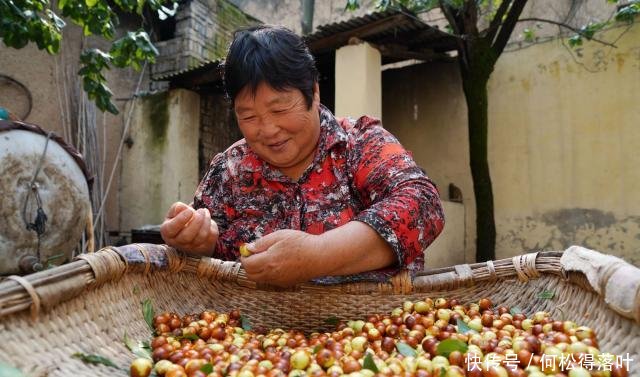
[0,244,638,323]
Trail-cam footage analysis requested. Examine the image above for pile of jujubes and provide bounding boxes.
[130,298,630,377]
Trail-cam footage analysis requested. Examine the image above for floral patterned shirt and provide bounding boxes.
[193,105,444,283]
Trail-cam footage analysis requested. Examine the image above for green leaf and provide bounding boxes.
[176,333,199,341]
[456,318,475,334]
[105,100,119,115]
[45,39,59,54]
[142,298,154,332]
[444,0,464,8]
[47,10,66,30]
[374,0,389,10]
[440,366,447,377]
[376,0,438,13]
[616,3,640,23]
[313,345,322,354]
[201,363,213,374]
[510,307,522,315]
[324,316,339,326]
[146,0,163,10]
[436,339,468,357]
[113,0,137,12]
[58,0,69,9]
[161,3,178,16]
[345,0,360,11]
[0,362,25,377]
[240,315,252,331]
[123,331,137,351]
[86,0,99,7]
[124,331,152,359]
[568,35,583,47]
[396,342,417,357]
[45,253,66,262]
[133,345,152,359]
[109,30,157,69]
[363,353,379,372]
[537,290,555,300]
[71,353,122,370]
[523,28,535,42]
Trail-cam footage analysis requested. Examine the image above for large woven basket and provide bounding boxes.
[0,245,639,377]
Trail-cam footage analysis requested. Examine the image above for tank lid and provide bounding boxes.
[0,120,94,188]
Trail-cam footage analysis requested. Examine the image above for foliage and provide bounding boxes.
[71,352,123,370]
[436,338,468,357]
[347,0,638,44]
[0,0,177,114]
[615,0,640,22]
[362,353,379,372]
[124,331,153,359]
[142,298,155,332]
[570,0,639,45]
[346,0,439,12]
[395,342,417,357]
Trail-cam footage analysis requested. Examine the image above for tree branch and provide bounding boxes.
[491,0,528,56]
[518,17,618,48]
[438,0,469,68]
[485,0,513,42]
[462,0,479,36]
[387,4,463,40]
[438,0,461,35]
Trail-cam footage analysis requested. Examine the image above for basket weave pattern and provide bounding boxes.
[0,245,638,377]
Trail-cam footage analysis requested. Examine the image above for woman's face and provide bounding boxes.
[234,82,321,179]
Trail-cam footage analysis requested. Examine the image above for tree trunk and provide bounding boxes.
[464,76,496,262]
[438,0,528,262]
[459,39,497,262]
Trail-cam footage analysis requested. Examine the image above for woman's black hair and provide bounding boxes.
[223,25,319,109]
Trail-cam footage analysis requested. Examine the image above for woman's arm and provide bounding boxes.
[347,115,445,270]
[316,221,395,275]
[240,221,394,286]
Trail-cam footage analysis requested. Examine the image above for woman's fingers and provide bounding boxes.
[167,202,190,219]
[192,209,212,247]
[174,209,206,244]
[161,206,195,240]
[160,203,219,255]
[247,229,290,253]
[241,254,266,277]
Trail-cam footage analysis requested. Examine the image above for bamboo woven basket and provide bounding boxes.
[0,244,639,377]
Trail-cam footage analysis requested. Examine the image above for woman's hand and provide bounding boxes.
[240,229,321,287]
[160,202,218,256]
[240,222,396,287]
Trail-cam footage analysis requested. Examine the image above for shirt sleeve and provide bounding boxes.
[349,116,445,270]
[192,152,237,260]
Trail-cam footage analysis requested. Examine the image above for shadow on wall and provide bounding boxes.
[497,208,640,267]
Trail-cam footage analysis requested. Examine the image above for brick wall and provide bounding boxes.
[152,0,259,79]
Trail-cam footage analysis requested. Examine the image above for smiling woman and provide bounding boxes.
[159,25,445,287]
[226,24,322,181]
[234,82,321,180]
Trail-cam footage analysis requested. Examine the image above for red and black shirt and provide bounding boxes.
[193,105,444,283]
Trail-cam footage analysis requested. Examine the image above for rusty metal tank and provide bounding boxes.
[0,120,93,275]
